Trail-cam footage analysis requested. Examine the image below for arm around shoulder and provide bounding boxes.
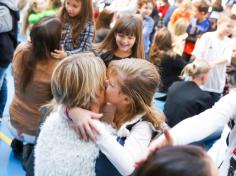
[170,92,236,145]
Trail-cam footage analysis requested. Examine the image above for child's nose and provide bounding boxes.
[123,37,129,43]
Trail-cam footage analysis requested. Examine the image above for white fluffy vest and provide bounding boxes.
[35,107,101,176]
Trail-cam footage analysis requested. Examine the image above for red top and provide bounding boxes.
[158,4,169,17]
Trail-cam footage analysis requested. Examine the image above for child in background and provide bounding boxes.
[192,11,236,102]
[164,60,214,128]
[157,0,169,29]
[172,18,189,56]
[134,145,219,176]
[35,56,165,176]
[21,0,45,36]
[137,0,154,60]
[163,0,183,27]
[95,9,114,43]
[168,0,192,31]
[150,28,186,94]
[51,0,94,59]
[183,0,211,62]
[209,0,224,31]
[9,16,62,169]
[27,0,62,25]
[97,13,145,67]
[157,0,169,18]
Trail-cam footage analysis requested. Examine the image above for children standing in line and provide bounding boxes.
[183,0,211,62]
[97,13,145,67]
[35,56,165,176]
[137,0,155,60]
[51,0,94,59]
[192,11,236,102]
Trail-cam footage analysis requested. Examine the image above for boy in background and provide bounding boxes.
[183,0,211,62]
[192,10,236,102]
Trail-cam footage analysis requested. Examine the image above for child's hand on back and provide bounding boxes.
[51,45,67,59]
[68,107,103,142]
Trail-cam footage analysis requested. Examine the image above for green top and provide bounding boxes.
[28,9,59,24]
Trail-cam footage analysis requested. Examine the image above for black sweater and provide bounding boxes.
[157,54,187,93]
[164,81,214,127]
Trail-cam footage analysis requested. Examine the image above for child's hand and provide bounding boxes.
[68,107,103,142]
[51,47,67,59]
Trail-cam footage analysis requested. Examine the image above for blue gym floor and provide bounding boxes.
[0,66,25,176]
[0,65,165,175]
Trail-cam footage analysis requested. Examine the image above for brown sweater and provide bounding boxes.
[10,43,62,135]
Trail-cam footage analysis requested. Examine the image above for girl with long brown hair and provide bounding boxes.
[96,13,145,67]
[150,27,186,94]
[9,16,62,166]
[51,0,94,59]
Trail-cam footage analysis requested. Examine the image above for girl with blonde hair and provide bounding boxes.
[172,18,189,56]
[67,58,165,176]
[35,53,107,176]
[164,59,214,127]
[97,13,145,67]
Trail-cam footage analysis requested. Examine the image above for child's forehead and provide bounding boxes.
[116,32,135,37]
[142,2,154,7]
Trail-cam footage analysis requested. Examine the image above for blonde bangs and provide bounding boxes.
[51,53,106,109]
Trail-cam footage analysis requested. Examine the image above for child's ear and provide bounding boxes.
[123,95,131,105]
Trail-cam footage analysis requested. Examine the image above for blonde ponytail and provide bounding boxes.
[181,60,210,80]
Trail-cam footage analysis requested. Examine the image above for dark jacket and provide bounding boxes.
[164,81,214,127]
[0,2,19,68]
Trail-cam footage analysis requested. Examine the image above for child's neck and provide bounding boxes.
[216,30,226,40]
[114,49,132,58]
[192,78,203,86]
[197,17,206,23]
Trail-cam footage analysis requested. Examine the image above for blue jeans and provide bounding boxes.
[0,67,8,118]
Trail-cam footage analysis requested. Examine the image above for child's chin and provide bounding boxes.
[119,47,130,52]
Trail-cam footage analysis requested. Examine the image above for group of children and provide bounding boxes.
[1,0,236,175]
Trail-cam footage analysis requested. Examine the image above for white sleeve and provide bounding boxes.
[0,6,13,33]
[170,92,236,145]
[96,121,152,176]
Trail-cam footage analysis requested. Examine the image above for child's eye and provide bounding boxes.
[128,36,135,40]
[118,33,125,38]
